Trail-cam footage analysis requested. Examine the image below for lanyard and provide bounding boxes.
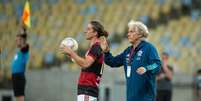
[127,47,135,78]
[128,47,135,65]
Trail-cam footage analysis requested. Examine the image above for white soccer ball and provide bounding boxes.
[60,37,78,51]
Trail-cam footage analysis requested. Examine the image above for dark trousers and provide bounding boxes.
[12,73,26,97]
[156,90,172,101]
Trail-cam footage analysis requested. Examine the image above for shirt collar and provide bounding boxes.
[130,40,145,51]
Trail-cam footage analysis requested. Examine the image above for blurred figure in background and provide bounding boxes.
[11,27,30,101]
[156,52,173,101]
[60,21,108,101]
[100,20,161,101]
[194,69,201,101]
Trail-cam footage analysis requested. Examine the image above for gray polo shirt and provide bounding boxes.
[157,65,173,91]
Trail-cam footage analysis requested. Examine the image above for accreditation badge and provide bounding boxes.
[127,65,131,77]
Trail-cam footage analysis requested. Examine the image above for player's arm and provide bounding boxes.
[69,52,95,69]
[60,46,95,69]
[60,44,102,69]
[74,44,103,69]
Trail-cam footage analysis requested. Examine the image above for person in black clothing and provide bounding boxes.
[156,52,173,101]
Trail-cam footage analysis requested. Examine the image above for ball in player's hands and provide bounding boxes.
[60,37,78,51]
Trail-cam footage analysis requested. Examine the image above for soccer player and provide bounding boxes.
[100,20,161,101]
[11,27,30,101]
[60,21,108,101]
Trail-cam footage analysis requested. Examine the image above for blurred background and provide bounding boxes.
[0,0,201,101]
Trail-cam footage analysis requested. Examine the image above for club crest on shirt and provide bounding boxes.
[137,50,143,56]
[136,50,143,60]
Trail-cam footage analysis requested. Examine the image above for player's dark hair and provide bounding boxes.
[90,21,108,38]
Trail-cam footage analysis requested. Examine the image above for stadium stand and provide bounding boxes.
[0,0,200,80]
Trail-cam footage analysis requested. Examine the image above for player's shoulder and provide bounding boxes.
[89,42,102,54]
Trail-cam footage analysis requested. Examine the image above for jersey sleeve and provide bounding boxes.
[87,44,102,60]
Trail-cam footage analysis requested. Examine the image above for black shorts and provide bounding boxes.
[12,73,26,97]
[78,85,99,98]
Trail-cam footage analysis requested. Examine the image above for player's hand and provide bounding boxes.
[100,36,110,52]
[59,45,73,55]
[136,67,147,75]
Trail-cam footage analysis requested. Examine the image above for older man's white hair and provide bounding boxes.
[128,20,149,38]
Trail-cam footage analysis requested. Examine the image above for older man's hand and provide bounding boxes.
[136,67,147,75]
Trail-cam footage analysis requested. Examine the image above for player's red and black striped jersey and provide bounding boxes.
[78,42,104,97]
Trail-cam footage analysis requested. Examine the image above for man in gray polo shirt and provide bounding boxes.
[156,52,173,101]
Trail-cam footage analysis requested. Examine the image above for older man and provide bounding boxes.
[100,20,161,101]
